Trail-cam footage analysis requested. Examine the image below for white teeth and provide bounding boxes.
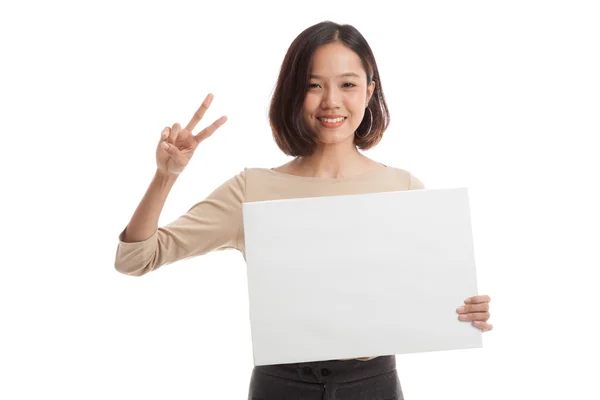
[318,117,345,123]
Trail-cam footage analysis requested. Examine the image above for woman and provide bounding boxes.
[115,20,493,399]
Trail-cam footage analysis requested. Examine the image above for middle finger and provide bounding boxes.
[185,93,214,132]
[457,303,489,314]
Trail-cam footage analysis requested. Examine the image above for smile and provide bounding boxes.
[317,117,347,128]
[318,117,346,123]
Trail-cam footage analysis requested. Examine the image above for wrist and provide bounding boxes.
[155,169,179,184]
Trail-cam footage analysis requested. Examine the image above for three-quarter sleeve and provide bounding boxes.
[114,169,246,277]
[408,172,425,190]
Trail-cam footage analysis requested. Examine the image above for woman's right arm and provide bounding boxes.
[114,169,245,277]
[121,170,178,244]
[115,94,234,277]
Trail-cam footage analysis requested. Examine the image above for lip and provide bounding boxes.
[317,116,346,129]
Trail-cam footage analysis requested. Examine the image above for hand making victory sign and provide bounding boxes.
[156,93,227,177]
[456,294,493,332]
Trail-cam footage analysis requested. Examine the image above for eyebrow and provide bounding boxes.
[309,72,361,79]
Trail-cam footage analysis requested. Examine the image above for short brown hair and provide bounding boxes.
[269,21,390,157]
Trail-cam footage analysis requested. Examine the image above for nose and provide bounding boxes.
[320,87,341,110]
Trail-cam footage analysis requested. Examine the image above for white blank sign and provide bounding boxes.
[242,188,481,366]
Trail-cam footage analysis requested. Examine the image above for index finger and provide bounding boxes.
[194,115,228,144]
[185,93,214,132]
[465,295,491,304]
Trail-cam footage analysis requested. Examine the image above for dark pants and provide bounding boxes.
[247,355,403,400]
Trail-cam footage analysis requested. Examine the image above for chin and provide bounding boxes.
[320,134,354,144]
[317,132,354,144]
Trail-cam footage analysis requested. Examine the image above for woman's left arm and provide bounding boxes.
[456,295,493,332]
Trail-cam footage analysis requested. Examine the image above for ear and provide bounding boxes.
[366,80,376,104]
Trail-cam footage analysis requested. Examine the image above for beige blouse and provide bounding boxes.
[115,165,425,362]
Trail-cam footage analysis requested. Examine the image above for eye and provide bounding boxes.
[309,83,321,89]
[343,83,356,88]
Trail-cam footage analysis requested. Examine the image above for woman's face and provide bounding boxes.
[303,42,375,147]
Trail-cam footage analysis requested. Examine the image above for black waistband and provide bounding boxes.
[253,355,396,384]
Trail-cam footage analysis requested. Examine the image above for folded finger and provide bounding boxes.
[465,294,491,304]
[458,312,490,321]
[169,123,181,143]
[457,302,489,314]
[473,320,493,332]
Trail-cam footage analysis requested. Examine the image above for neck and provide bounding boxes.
[294,143,369,179]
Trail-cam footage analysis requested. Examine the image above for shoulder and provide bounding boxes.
[221,167,275,192]
[219,167,275,184]
[201,168,249,202]
[383,165,426,190]
[239,167,274,179]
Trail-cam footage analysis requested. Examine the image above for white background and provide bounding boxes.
[1,0,598,399]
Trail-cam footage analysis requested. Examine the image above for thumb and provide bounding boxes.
[161,141,181,157]
[161,141,188,165]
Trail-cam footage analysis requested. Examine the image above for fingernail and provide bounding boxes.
[459,314,467,320]
[474,321,481,325]
[457,306,465,313]
[465,298,472,303]
[161,142,169,149]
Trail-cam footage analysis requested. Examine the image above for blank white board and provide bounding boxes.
[242,188,481,366]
